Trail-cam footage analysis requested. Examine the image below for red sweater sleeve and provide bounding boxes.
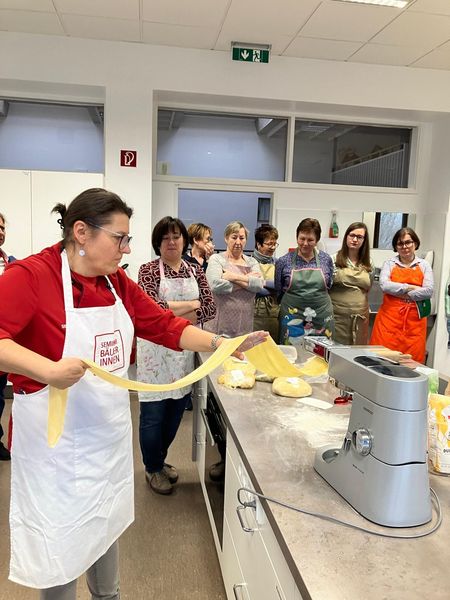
[0,244,191,392]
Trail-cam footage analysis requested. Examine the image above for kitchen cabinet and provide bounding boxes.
[223,434,302,600]
[0,168,103,259]
[195,351,450,600]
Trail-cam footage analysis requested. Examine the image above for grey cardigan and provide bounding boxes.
[206,252,264,295]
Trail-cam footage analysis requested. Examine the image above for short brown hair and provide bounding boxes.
[255,224,278,247]
[392,227,420,251]
[296,218,321,241]
[152,216,189,256]
[187,223,212,246]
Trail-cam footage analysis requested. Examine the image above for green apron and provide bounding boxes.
[279,250,334,344]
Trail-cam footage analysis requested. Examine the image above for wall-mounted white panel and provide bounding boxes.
[31,171,103,252]
[274,208,363,256]
[0,169,32,259]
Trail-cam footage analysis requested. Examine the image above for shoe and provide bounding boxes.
[163,463,178,483]
[146,470,173,495]
[0,442,10,461]
[209,460,225,482]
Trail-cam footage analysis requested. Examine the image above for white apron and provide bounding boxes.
[9,250,134,589]
[137,259,198,402]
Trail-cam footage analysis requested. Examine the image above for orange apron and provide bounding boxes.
[370,263,426,363]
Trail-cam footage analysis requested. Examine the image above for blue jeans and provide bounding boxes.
[0,373,7,442]
[139,394,190,473]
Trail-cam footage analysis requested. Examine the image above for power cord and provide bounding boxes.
[237,486,442,539]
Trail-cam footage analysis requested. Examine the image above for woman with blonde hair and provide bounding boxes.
[330,222,373,345]
[184,222,215,272]
[206,221,264,337]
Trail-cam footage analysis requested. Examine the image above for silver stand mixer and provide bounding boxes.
[314,347,432,527]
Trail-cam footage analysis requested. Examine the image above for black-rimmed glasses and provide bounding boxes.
[348,234,365,241]
[86,221,132,251]
[397,240,414,248]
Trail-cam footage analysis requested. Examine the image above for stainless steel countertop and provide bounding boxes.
[199,351,449,600]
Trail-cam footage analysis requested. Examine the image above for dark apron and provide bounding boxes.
[279,251,334,344]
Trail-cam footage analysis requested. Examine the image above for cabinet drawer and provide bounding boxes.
[223,515,251,600]
[226,436,302,599]
[225,449,289,600]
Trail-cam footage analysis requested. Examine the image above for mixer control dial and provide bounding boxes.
[353,429,372,456]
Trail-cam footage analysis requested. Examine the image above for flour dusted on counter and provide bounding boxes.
[275,408,348,448]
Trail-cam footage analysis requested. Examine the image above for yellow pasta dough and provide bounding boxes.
[222,357,256,375]
[272,377,312,398]
[296,355,328,377]
[217,371,256,389]
[48,334,303,447]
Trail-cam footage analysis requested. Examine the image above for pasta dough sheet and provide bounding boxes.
[297,356,328,377]
[48,334,303,447]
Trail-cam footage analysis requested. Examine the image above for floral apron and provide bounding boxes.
[137,260,199,402]
[279,251,334,344]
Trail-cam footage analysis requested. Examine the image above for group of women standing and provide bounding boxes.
[199,215,433,367]
[0,184,435,597]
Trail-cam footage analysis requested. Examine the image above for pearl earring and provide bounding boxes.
[79,248,86,257]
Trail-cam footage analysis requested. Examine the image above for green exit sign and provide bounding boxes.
[232,47,270,63]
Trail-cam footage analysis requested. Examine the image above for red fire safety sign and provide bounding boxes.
[120,150,137,167]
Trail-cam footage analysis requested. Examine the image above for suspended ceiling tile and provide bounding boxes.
[371,11,450,49]
[214,30,293,55]
[142,0,229,29]
[348,43,429,66]
[284,36,362,61]
[142,22,217,50]
[61,14,140,42]
[298,1,400,43]
[0,9,64,34]
[54,0,139,20]
[221,0,322,38]
[0,0,54,10]
[410,0,450,16]
[411,49,450,70]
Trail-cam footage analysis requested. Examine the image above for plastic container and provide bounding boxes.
[277,345,297,364]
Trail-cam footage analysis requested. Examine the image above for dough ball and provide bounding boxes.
[222,358,256,376]
[218,370,255,389]
[255,372,275,383]
[272,377,312,398]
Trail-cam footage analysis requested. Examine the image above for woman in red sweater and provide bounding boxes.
[0,188,265,600]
